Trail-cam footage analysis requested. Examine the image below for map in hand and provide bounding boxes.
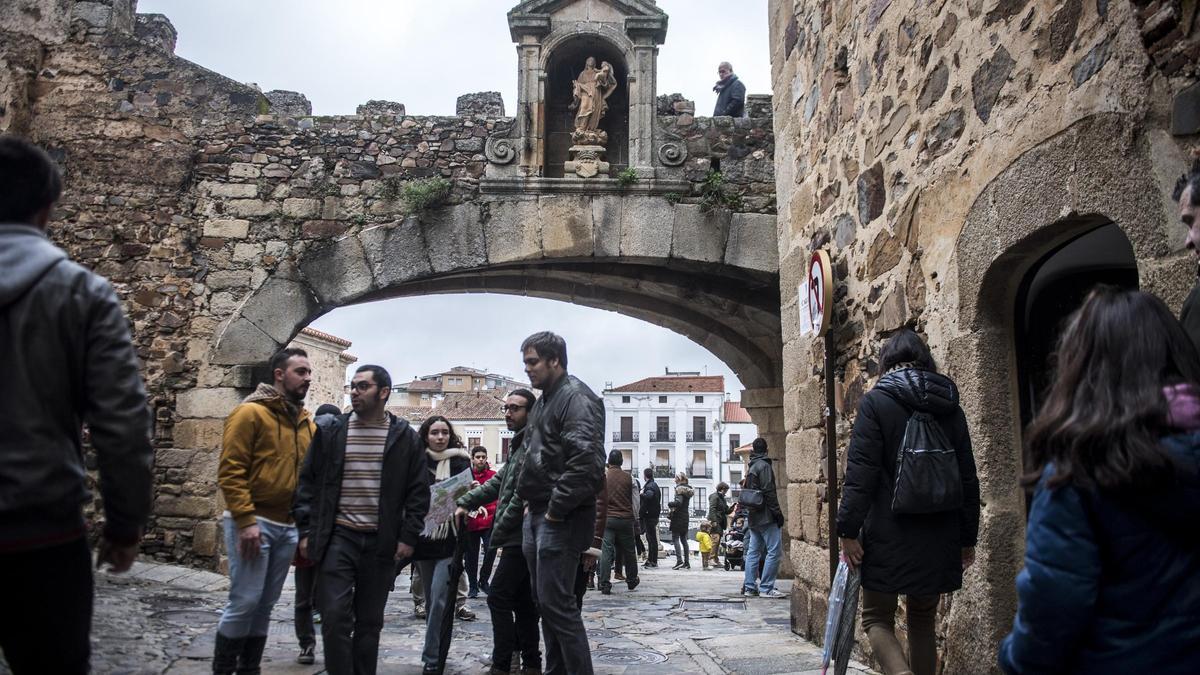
[421,468,474,537]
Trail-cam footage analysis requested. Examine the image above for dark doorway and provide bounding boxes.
[1014,221,1138,476]
[544,37,628,177]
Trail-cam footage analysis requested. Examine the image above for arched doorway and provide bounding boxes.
[543,36,629,177]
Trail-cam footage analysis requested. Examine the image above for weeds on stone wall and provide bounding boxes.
[400,176,452,214]
[699,170,743,212]
[616,167,638,187]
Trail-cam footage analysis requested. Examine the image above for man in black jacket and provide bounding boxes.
[516,332,605,675]
[0,136,154,673]
[742,438,786,598]
[713,61,746,117]
[639,467,661,568]
[293,365,430,675]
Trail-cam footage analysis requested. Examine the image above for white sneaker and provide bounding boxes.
[760,589,787,599]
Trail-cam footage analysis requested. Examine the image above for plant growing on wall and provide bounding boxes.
[699,170,743,212]
[401,177,452,214]
[616,167,638,187]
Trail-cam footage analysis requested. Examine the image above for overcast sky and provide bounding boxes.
[139,0,772,398]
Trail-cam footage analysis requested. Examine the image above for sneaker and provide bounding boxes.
[415,604,427,619]
[626,577,640,591]
[457,606,477,621]
[742,587,759,597]
[760,589,787,599]
[296,644,315,665]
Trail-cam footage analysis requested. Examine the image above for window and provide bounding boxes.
[693,416,706,437]
[695,395,704,403]
[729,434,741,452]
[468,437,481,449]
[621,395,630,403]
[659,395,667,403]
[501,437,511,462]
[694,487,707,515]
[619,416,634,441]
[656,417,670,439]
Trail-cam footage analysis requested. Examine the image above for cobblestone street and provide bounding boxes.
[27,555,874,675]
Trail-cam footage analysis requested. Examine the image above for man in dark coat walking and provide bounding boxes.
[742,439,785,596]
[713,61,746,117]
[836,330,979,675]
[515,332,605,675]
[638,468,661,568]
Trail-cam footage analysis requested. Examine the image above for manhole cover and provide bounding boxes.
[593,648,668,665]
[678,599,746,611]
[587,627,619,639]
[152,609,221,627]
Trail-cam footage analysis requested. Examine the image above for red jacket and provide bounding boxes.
[467,466,498,532]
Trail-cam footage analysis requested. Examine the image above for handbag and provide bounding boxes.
[738,471,765,510]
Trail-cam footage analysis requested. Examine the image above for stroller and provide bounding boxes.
[722,520,746,571]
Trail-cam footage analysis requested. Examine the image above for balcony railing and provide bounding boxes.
[649,431,675,443]
[688,466,713,479]
[686,431,712,442]
[611,431,639,442]
[652,464,675,478]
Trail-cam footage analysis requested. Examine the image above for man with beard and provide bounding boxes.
[213,348,315,673]
[456,389,542,675]
[293,365,429,675]
[516,332,605,675]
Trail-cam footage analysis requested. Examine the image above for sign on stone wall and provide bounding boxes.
[801,250,833,337]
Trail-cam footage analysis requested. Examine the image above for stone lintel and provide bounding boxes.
[740,386,785,411]
[480,177,691,196]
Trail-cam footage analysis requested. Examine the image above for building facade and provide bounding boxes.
[718,401,757,489]
[287,327,356,414]
[393,366,530,407]
[388,391,513,468]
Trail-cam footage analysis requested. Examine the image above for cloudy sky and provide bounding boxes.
[139,0,772,397]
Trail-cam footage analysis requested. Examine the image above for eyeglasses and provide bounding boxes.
[500,404,526,413]
[344,381,376,393]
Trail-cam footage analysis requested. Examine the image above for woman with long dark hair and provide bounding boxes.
[836,328,980,675]
[411,415,471,675]
[999,288,1200,673]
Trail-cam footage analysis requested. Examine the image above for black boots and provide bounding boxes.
[212,633,244,674]
[237,635,268,675]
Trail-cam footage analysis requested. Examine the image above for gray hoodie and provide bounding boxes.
[0,224,153,551]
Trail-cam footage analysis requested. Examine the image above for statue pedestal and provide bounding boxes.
[564,144,610,179]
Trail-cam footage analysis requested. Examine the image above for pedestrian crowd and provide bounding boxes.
[2,137,1200,675]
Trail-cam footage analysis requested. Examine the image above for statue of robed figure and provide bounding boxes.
[569,57,618,146]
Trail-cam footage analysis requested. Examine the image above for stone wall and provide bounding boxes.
[769,0,1198,672]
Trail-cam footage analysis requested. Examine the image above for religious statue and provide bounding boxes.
[568,57,618,146]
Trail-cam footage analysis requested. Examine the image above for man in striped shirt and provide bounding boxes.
[294,365,430,674]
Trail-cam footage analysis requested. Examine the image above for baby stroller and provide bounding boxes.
[722,525,746,571]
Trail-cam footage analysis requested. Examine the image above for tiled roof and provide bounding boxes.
[299,327,352,348]
[436,392,507,420]
[723,401,753,423]
[399,379,442,392]
[609,375,725,393]
[386,405,433,424]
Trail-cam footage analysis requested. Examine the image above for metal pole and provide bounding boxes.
[825,330,838,581]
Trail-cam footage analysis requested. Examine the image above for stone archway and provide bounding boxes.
[943,112,1187,671]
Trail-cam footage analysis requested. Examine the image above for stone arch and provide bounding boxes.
[943,112,1184,670]
[539,25,636,71]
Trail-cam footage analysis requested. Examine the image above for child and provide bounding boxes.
[697,521,714,570]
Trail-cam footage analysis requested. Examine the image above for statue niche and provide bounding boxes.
[544,39,628,179]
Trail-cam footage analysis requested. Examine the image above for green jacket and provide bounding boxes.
[458,427,527,549]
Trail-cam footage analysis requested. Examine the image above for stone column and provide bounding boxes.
[515,38,543,173]
[629,41,658,175]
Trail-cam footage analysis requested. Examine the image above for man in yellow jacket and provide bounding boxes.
[212,347,315,674]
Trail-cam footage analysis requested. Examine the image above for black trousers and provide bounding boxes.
[294,563,317,648]
[464,529,496,592]
[486,547,541,672]
[641,517,659,565]
[317,527,396,675]
[0,536,93,674]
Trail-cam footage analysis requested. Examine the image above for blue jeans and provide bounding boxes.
[217,516,298,638]
[523,507,595,675]
[743,522,782,593]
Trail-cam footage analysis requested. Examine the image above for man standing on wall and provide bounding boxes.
[456,389,543,675]
[639,467,661,568]
[596,450,640,594]
[742,438,786,599]
[293,365,430,675]
[0,136,154,674]
[213,347,315,674]
[713,61,746,117]
[516,332,606,675]
[1174,159,1200,352]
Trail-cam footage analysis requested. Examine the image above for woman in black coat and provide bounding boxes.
[835,329,980,675]
[667,474,694,569]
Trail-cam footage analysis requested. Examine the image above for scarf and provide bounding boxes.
[426,447,469,541]
[1164,383,1200,431]
[713,74,735,93]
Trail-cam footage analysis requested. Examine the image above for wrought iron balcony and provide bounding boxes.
[611,431,639,442]
[650,431,675,443]
[686,431,712,443]
[652,464,675,478]
[688,466,713,479]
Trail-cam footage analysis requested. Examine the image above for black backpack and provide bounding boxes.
[891,410,963,514]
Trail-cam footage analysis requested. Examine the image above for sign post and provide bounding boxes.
[807,250,839,581]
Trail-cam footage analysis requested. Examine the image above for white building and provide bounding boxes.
[717,401,757,489]
[603,372,728,529]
